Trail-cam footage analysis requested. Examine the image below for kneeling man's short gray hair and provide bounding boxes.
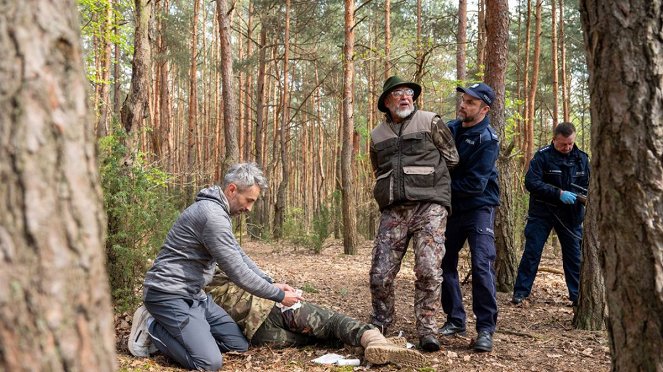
[223,162,268,191]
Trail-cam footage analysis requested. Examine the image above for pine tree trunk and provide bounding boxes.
[249,24,268,239]
[216,0,239,175]
[456,0,467,112]
[573,195,605,330]
[0,2,116,370]
[551,0,559,128]
[121,0,153,135]
[559,0,570,122]
[383,0,391,79]
[580,1,663,369]
[525,0,542,167]
[274,0,291,240]
[521,0,532,166]
[484,0,518,292]
[96,0,113,138]
[476,0,486,71]
[188,0,200,194]
[342,0,358,254]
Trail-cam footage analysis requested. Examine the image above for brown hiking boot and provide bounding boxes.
[385,336,408,348]
[361,329,427,367]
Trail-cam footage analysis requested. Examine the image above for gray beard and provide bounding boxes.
[395,107,414,119]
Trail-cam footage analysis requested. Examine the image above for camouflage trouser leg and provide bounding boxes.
[370,207,410,332]
[412,204,447,337]
[370,203,447,337]
[250,302,374,348]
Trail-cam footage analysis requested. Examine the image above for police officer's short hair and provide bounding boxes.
[223,162,268,191]
[554,122,576,138]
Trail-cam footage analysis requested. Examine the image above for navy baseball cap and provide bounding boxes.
[456,82,495,107]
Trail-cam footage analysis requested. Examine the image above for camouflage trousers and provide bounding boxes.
[370,202,448,338]
[251,302,374,348]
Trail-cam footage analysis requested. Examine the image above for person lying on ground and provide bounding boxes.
[207,269,428,368]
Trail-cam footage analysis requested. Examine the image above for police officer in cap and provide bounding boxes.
[439,82,500,353]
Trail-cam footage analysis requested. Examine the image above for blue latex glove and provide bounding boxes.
[560,191,577,204]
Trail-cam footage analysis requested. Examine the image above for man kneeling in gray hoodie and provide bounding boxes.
[128,163,302,371]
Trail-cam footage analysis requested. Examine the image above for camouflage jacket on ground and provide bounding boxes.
[207,269,276,340]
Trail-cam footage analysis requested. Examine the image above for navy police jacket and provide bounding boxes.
[525,143,590,226]
[448,116,500,214]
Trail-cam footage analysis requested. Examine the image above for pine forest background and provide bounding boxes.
[78,0,592,310]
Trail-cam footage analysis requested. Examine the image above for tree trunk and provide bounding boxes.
[216,0,239,175]
[383,0,391,79]
[484,0,517,292]
[188,0,201,195]
[274,0,291,240]
[550,0,559,128]
[580,1,663,370]
[456,0,467,112]
[414,0,423,87]
[559,0,570,122]
[521,0,532,167]
[249,23,268,240]
[0,2,116,370]
[243,2,254,162]
[121,0,153,135]
[573,195,605,330]
[341,0,359,255]
[525,0,542,167]
[112,1,121,116]
[476,0,486,71]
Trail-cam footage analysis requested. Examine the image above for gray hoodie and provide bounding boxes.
[143,186,284,302]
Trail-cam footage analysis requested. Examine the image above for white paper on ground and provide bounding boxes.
[311,353,344,364]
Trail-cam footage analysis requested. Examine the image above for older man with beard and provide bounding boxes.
[369,76,458,352]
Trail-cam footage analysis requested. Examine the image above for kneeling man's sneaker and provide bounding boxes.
[128,305,157,357]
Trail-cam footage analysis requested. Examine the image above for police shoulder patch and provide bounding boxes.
[539,145,551,153]
[487,126,499,141]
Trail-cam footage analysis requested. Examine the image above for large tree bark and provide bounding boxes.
[341,0,358,255]
[484,0,517,292]
[121,0,153,135]
[216,0,239,175]
[573,195,606,330]
[0,1,116,370]
[580,1,663,370]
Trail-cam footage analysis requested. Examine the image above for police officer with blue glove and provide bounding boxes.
[512,122,590,307]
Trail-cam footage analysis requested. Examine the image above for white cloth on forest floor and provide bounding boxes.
[311,353,360,366]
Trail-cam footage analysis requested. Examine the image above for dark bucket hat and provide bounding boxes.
[377,76,422,113]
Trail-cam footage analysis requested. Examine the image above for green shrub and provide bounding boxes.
[99,129,180,312]
[282,205,332,254]
[310,205,331,253]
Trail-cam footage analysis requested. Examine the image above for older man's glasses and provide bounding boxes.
[390,88,415,98]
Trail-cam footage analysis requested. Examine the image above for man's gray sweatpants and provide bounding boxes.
[144,288,248,371]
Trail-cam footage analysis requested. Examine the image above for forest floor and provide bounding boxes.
[115,239,611,372]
